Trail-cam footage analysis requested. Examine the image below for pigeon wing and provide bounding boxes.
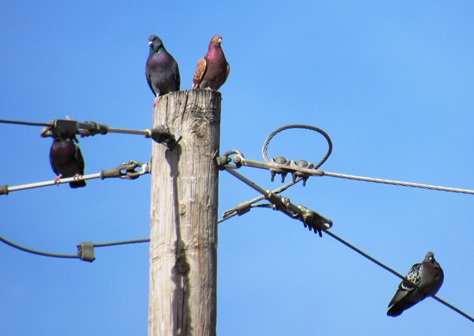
[192,58,207,89]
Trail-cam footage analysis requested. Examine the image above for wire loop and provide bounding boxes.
[262,124,333,169]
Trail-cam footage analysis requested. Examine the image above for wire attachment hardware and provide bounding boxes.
[216,150,246,170]
[297,205,333,236]
[270,156,290,183]
[40,119,109,138]
[292,160,315,186]
[100,160,149,180]
[39,118,181,150]
[0,185,9,196]
[77,242,95,262]
[145,125,181,150]
[222,167,333,236]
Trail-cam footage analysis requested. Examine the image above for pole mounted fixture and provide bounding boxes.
[37,119,182,149]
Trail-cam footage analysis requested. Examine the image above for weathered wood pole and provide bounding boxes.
[149,90,220,336]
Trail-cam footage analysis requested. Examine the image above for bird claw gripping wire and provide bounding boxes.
[100,160,149,180]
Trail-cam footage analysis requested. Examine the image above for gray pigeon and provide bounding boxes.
[387,252,444,317]
[50,135,86,188]
[192,34,230,90]
[145,35,180,102]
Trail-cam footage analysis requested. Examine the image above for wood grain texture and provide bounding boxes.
[149,90,221,336]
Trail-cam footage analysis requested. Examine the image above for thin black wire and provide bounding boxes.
[218,178,302,223]
[94,239,150,247]
[0,235,79,259]
[0,119,50,127]
[323,229,474,323]
[0,235,150,259]
[262,124,333,169]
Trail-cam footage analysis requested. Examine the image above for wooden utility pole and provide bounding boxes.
[149,90,221,336]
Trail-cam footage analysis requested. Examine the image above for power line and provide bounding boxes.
[94,239,150,247]
[0,234,149,262]
[0,235,79,259]
[218,163,474,323]
[0,160,149,195]
[323,229,474,323]
[321,171,474,195]
[0,118,181,149]
[222,152,474,196]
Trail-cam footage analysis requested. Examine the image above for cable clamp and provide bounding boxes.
[100,160,149,180]
[297,205,333,237]
[40,119,109,138]
[290,160,315,186]
[145,125,181,150]
[0,185,9,196]
[215,150,245,169]
[270,156,290,182]
[77,242,95,262]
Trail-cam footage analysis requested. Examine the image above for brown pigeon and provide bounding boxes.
[192,34,230,90]
[387,252,444,317]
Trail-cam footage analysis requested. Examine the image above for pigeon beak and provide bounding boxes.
[148,41,152,46]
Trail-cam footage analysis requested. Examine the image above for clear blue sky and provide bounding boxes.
[1,1,473,335]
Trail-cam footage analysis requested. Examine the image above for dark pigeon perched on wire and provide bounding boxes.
[145,35,180,103]
[50,134,86,188]
[387,252,444,317]
[192,34,230,90]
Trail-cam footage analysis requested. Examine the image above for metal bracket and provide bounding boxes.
[146,125,181,150]
[100,160,149,180]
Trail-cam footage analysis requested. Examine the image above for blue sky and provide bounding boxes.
[1,1,473,335]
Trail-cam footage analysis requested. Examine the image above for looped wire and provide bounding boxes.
[262,124,333,169]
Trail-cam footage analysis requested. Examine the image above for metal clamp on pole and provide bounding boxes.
[145,125,181,150]
[215,150,245,170]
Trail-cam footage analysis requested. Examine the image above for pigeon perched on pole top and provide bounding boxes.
[387,252,444,317]
[145,35,180,103]
[49,135,86,189]
[192,34,230,91]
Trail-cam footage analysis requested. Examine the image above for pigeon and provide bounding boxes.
[387,252,444,317]
[145,35,180,102]
[49,135,86,188]
[192,34,230,90]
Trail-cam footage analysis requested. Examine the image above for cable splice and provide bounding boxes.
[0,233,150,263]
